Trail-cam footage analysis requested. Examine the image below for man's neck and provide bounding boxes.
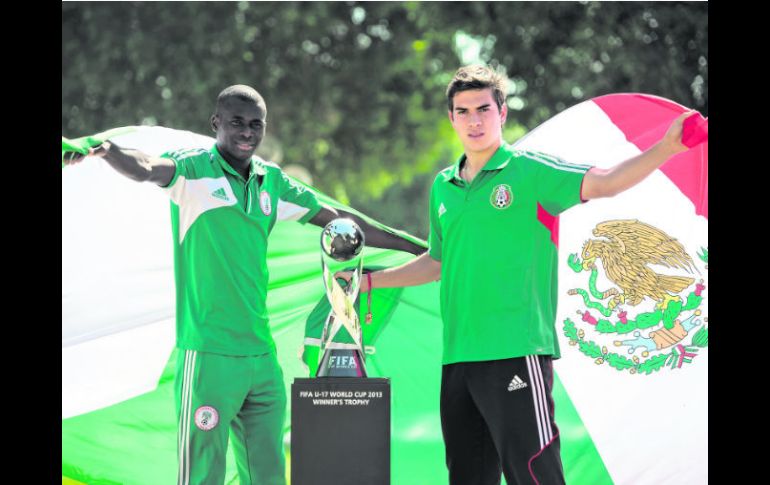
[219,149,252,180]
[462,139,503,181]
[230,160,251,181]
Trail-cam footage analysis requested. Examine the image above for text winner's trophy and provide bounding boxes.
[317,218,368,377]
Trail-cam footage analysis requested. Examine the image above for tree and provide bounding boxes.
[63,2,707,238]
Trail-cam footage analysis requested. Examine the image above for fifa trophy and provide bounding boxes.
[317,218,368,377]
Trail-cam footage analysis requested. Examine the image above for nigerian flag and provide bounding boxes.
[62,93,707,485]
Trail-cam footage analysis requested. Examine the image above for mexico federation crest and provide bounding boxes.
[259,190,272,216]
[563,219,708,375]
[490,184,513,209]
[194,405,219,431]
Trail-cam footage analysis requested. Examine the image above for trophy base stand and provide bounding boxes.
[291,377,390,485]
[315,348,367,377]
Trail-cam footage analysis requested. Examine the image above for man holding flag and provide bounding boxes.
[341,65,699,485]
[64,84,423,485]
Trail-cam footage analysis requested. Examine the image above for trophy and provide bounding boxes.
[317,218,368,377]
[291,218,390,485]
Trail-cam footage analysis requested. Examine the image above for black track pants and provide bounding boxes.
[440,356,565,485]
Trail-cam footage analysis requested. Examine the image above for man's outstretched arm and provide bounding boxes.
[63,140,176,187]
[309,206,427,256]
[581,111,694,200]
[339,252,441,292]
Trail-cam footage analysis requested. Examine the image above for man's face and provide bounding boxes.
[449,88,507,155]
[212,98,267,165]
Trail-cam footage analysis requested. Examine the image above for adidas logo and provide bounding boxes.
[438,203,447,217]
[211,188,229,201]
[507,375,528,392]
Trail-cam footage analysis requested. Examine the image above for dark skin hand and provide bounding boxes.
[309,206,426,256]
[62,141,176,186]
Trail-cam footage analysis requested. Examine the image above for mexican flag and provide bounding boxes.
[62,93,707,484]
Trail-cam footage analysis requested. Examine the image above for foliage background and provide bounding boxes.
[63,1,707,238]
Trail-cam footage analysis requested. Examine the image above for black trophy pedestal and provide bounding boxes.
[291,377,390,485]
